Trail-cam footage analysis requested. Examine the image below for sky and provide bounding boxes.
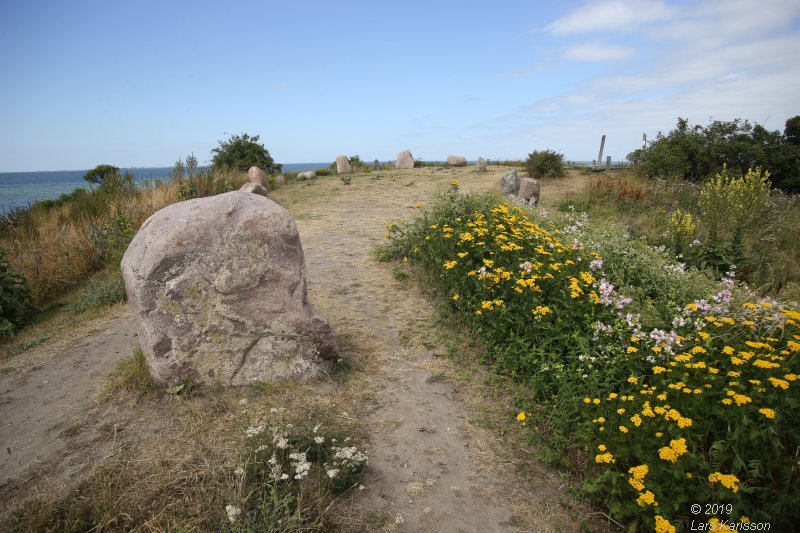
[1,0,799,172]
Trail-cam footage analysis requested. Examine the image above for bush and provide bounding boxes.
[70,272,127,313]
[211,133,282,174]
[525,150,566,179]
[628,116,800,192]
[0,248,36,338]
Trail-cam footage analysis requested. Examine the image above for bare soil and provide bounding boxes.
[0,167,602,531]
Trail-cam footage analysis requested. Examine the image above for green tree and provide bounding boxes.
[211,133,281,174]
[525,149,566,179]
[83,164,120,186]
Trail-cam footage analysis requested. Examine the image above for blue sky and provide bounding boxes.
[1,0,798,171]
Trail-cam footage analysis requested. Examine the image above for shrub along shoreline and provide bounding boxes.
[381,186,799,531]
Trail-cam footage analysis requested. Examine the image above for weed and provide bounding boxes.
[106,347,154,393]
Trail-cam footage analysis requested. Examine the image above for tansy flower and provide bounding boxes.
[708,472,740,493]
[758,408,775,419]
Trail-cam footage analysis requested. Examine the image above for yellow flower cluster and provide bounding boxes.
[636,490,657,507]
[628,464,648,491]
[655,515,677,533]
[708,472,740,493]
[658,438,688,463]
[595,452,615,464]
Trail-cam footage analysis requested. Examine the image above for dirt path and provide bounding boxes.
[0,307,138,485]
[1,167,595,530]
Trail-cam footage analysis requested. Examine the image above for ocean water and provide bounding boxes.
[0,162,330,215]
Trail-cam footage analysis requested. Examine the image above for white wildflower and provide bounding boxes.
[326,468,340,478]
[314,436,325,444]
[234,466,245,476]
[246,425,265,438]
[225,505,241,523]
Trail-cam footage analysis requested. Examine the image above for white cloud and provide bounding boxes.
[493,0,800,159]
[564,42,633,61]
[545,0,673,34]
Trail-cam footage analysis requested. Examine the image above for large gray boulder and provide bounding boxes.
[297,170,316,180]
[335,155,353,175]
[518,177,541,204]
[247,166,270,190]
[500,170,520,195]
[447,155,467,166]
[121,191,339,386]
[396,150,415,169]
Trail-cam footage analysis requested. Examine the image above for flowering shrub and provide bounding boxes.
[223,416,368,530]
[385,190,800,530]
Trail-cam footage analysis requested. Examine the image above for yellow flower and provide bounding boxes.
[618,425,628,433]
[768,377,789,390]
[516,411,526,421]
[583,397,591,404]
[452,294,459,301]
[627,346,638,353]
[653,366,666,374]
[630,414,643,427]
[594,452,614,464]
[708,472,740,493]
[630,336,640,343]
[627,377,638,384]
[450,179,459,187]
[636,490,657,507]
[655,516,676,533]
[443,260,458,270]
[758,408,776,419]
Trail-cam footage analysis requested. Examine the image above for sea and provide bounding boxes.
[0,163,329,215]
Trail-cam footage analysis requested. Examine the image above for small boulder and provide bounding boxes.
[372,159,381,170]
[297,170,316,180]
[476,157,487,172]
[240,182,269,197]
[247,166,270,190]
[500,170,520,195]
[447,155,467,166]
[121,191,339,387]
[396,150,415,169]
[517,177,541,204]
[336,155,353,175]
[275,174,287,186]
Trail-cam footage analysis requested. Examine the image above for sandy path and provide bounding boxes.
[278,168,588,531]
[0,307,138,484]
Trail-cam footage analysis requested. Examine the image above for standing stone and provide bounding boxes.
[121,191,340,386]
[396,150,415,169]
[247,166,270,191]
[476,157,487,172]
[335,155,353,175]
[372,159,381,170]
[275,174,287,186]
[447,155,467,166]
[517,177,541,204]
[500,170,520,195]
[297,171,316,180]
